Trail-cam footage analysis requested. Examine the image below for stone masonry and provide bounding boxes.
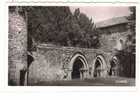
[8,8,120,86]
[28,44,112,85]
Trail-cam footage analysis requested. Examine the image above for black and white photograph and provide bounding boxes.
[8,6,136,86]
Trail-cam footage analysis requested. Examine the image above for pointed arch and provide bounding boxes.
[109,56,119,76]
[93,55,108,77]
[68,52,88,80]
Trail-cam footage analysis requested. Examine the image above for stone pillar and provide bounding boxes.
[80,70,84,80]
[80,68,88,80]
[67,69,72,80]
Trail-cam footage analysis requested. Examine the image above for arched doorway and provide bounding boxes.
[72,58,84,79]
[109,56,119,76]
[68,53,88,80]
[94,58,102,77]
[93,55,107,77]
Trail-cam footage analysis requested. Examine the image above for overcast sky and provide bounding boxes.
[70,6,131,23]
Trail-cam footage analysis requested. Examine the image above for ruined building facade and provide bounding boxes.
[8,7,27,85]
[96,16,129,52]
[28,44,113,85]
[96,16,135,78]
[8,9,134,86]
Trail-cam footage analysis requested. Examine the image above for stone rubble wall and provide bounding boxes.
[8,11,27,85]
[28,45,112,85]
[8,10,112,86]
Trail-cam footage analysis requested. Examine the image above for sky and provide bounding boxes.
[70,6,131,23]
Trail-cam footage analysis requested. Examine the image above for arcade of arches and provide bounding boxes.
[69,53,109,80]
[9,43,122,85]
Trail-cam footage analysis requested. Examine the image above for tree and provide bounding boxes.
[72,8,100,48]
[9,6,101,50]
[125,6,136,53]
[26,7,100,49]
[114,7,136,77]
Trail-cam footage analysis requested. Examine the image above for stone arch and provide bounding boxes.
[93,55,108,77]
[68,52,88,80]
[109,56,119,76]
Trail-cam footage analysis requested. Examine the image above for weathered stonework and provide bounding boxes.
[8,11,27,85]
[8,9,126,86]
[28,44,112,85]
[8,9,114,86]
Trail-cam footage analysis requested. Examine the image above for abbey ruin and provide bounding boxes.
[8,6,135,86]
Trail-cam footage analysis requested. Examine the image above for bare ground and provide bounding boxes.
[30,77,135,86]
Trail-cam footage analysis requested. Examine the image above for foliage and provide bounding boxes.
[12,6,100,49]
[124,6,136,53]
[114,7,136,77]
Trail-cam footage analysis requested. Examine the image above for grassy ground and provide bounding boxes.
[31,77,135,86]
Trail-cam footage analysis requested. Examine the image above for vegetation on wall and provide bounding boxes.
[115,6,136,77]
[9,6,100,50]
[9,6,28,85]
[9,6,136,78]
[28,7,100,49]
[125,6,136,53]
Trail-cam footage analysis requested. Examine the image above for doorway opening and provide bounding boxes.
[70,53,88,80]
[72,58,84,79]
[93,55,107,77]
[109,56,119,76]
[94,59,102,77]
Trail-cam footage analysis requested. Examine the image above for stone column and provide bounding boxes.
[67,69,72,80]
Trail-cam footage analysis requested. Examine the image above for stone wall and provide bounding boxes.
[8,11,27,85]
[28,44,112,85]
[8,9,113,86]
[99,23,128,34]
[100,32,128,52]
[8,8,134,86]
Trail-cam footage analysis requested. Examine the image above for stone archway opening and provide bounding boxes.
[109,56,119,76]
[94,59,102,77]
[72,58,84,79]
[93,55,107,77]
[94,60,101,77]
[69,53,88,80]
